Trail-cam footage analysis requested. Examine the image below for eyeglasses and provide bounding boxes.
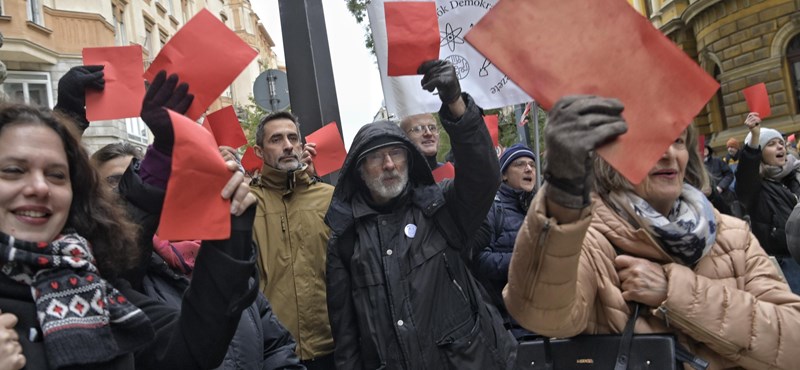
[406,124,438,135]
[106,174,123,188]
[362,147,408,168]
[511,160,535,169]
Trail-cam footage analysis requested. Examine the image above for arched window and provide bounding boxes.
[714,65,727,130]
[787,34,800,113]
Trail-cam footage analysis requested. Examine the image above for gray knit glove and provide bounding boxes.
[544,95,628,209]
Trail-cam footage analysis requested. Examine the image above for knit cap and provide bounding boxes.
[744,127,783,149]
[499,144,535,173]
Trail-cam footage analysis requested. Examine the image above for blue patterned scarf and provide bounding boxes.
[611,184,717,266]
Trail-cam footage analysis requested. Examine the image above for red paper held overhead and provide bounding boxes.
[484,114,499,147]
[465,0,719,184]
[432,162,455,183]
[385,1,440,76]
[82,45,145,121]
[306,122,347,177]
[144,9,258,120]
[159,109,231,241]
[206,106,247,148]
[743,83,771,118]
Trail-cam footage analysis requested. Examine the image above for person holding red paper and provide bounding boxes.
[114,70,303,369]
[325,60,516,369]
[53,65,105,134]
[250,111,336,369]
[736,112,800,293]
[400,113,443,170]
[506,96,800,369]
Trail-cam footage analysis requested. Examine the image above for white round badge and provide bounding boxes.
[404,224,417,238]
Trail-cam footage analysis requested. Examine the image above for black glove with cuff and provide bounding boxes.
[418,59,462,105]
[54,65,105,132]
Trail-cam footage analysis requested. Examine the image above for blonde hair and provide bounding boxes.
[593,125,709,196]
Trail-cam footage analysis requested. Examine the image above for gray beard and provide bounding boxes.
[363,167,409,201]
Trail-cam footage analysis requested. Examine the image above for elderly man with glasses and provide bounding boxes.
[324,60,517,369]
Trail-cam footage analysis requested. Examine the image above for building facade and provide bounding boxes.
[0,0,277,153]
[630,0,800,150]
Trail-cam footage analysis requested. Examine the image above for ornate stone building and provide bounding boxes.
[630,0,800,149]
[0,0,277,153]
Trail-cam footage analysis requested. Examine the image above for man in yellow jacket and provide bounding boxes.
[251,111,335,369]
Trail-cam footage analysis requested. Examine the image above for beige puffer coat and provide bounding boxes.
[505,190,800,370]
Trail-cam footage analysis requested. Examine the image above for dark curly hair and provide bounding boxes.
[0,104,139,278]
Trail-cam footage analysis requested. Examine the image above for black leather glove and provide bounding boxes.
[140,70,194,156]
[544,95,628,209]
[418,60,462,105]
[54,65,104,132]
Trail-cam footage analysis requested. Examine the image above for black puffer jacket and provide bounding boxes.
[736,145,800,256]
[119,160,304,370]
[325,94,517,370]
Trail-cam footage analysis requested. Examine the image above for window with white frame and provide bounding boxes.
[125,117,149,144]
[0,1,5,16]
[143,18,155,54]
[241,7,253,34]
[27,0,43,26]
[3,71,52,107]
[112,3,128,46]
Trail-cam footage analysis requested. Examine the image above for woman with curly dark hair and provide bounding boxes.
[0,100,259,369]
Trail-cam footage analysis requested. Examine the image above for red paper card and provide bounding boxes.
[484,114,499,147]
[159,110,230,241]
[144,9,258,120]
[241,146,262,174]
[82,45,145,121]
[200,117,214,135]
[206,106,247,148]
[743,83,771,118]
[385,1,440,76]
[698,135,705,158]
[306,122,347,177]
[432,161,455,183]
[466,0,719,184]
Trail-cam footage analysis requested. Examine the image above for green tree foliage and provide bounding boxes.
[237,96,270,148]
[345,0,376,55]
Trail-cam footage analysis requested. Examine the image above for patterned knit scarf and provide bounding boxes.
[0,231,151,368]
[609,184,717,266]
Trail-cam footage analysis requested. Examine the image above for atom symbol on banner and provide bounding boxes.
[440,23,465,52]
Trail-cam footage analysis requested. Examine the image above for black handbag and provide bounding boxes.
[515,305,677,370]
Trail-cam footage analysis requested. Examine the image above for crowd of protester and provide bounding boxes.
[0,59,798,370]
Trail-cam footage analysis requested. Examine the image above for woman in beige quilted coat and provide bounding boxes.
[506,95,800,370]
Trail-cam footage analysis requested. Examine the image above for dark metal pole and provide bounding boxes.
[278,0,342,182]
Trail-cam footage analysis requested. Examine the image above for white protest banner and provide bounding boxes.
[368,0,531,119]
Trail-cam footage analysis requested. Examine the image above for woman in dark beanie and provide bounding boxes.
[473,143,537,338]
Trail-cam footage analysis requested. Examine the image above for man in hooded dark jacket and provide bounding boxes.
[324,60,517,369]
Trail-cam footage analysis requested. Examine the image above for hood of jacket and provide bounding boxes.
[325,120,435,233]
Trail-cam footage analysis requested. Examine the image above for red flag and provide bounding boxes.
[159,110,230,241]
[518,102,532,126]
